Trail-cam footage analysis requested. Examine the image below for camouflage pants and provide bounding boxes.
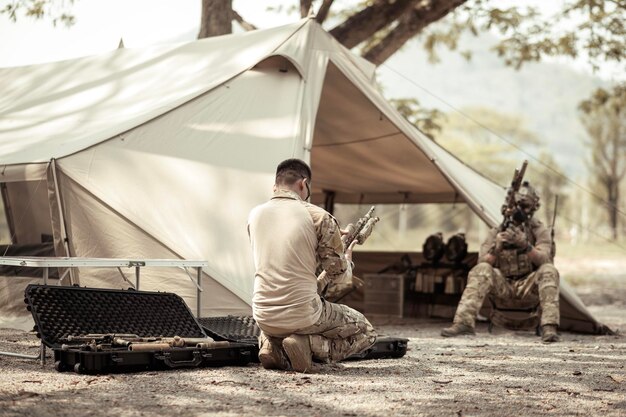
[453,262,560,328]
[291,299,377,363]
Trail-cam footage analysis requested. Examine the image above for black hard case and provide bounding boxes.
[24,285,255,374]
[198,315,409,361]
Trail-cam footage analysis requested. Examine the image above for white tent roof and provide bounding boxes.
[0,21,312,166]
[0,19,606,333]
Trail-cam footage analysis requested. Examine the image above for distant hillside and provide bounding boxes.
[376,32,606,178]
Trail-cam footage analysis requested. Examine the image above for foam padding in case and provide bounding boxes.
[197,315,260,344]
[24,284,206,348]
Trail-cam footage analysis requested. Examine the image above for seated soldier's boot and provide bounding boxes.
[282,334,312,373]
[258,336,289,370]
[441,323,476,337]
[541,324,560,343]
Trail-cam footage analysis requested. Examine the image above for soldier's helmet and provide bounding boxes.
[515,181,540,214]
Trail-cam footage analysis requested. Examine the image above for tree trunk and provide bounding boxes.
[607,179,619,240]
[363,0,468,65]
[329,0,420,49]
[300,0,313,18]
[198,0,233,39]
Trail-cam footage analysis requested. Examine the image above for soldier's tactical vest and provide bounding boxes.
[496,224,535,279]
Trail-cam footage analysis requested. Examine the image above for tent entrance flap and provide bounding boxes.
[310,62,457,205]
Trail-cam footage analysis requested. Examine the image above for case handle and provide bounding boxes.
[159,350,203,368]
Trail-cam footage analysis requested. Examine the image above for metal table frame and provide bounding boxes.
[0,257,209,365]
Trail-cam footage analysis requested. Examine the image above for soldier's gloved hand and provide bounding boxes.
[501,225,528,249]
[494,232,507,253]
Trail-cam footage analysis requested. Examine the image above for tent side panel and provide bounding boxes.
[58,171,251,316]
[58,65,306,304]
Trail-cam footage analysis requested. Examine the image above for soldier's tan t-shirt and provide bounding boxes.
[247,189,351,334]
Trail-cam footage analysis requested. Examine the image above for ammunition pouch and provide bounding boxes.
[497,249,533,278]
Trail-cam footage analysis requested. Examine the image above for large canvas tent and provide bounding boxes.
[0,19,609,334]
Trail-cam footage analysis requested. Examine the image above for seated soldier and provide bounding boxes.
[441,181,561,343]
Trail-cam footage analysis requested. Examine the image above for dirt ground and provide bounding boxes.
[0,278,624,417]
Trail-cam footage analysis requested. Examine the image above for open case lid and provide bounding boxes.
[24,284,207,348]
[198,315,260,344]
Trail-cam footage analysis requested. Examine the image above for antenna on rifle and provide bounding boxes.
[550,195,558,259]
[551,195,559,234]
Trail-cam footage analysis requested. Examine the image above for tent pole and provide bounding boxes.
[0,183,17,244]
[50,159,75,285]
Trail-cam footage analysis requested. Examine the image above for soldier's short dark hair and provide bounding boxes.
[275,158,312,185]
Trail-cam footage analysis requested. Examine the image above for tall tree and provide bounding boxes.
[579,84,626,240]
[198,0,232,38]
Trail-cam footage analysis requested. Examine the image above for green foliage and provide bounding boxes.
[415,0,624,73]
[578,84,626,239]
[1,0,76,26]
[434,106,540,183]
[329,0,624,74]
[463,0,624,73]
[389,97,445,140]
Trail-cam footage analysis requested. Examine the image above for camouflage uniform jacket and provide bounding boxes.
[479,218,553,279]
[248,189,352,333]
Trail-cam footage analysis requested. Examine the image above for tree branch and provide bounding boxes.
[232,9,257,31]
[363,0,469,66]
[315,0,334,23]
[329,0,420,49]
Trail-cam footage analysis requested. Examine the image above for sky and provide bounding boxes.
[0,1,292,67]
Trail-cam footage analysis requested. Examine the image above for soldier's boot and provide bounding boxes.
[282,334,312,373]
[541,324,560,343]
[441,323,476,337]
[258,334,289,370]
[441,263,494,337]
[309,335,331,362]
[537,264,560,344]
